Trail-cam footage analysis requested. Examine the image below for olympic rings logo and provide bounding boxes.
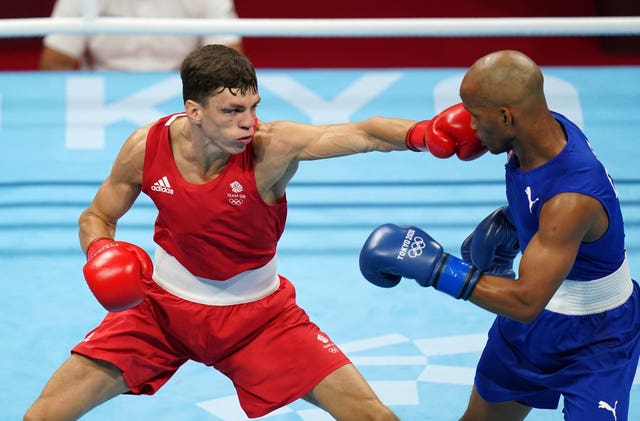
[228,198,244,206]
[407,236,426,258]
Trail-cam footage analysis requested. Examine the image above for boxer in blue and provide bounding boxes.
[359,50,640,420]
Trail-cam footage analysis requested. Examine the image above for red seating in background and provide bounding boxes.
[0,0,638,70]
[0,1,55,70]
[235,0,640,68]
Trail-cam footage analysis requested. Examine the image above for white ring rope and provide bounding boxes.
[1,16,640,38]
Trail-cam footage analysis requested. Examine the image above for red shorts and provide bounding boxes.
[72,275,350,418]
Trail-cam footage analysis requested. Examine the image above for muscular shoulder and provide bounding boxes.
[540,193,606,242]
[111,123,154,185]
[251,120,314,195]
[253,120,313,160]
[124,124,152,158]
[255,119,316,144]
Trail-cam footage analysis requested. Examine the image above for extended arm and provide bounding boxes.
[262,103,485,162]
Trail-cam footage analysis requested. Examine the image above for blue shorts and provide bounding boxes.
[475,281,640,421]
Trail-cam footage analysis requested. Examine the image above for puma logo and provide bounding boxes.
[598,400,618,421]
[524,186,539,213]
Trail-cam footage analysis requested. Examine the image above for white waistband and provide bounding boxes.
[152,246,280,306]
[545,257,633,316]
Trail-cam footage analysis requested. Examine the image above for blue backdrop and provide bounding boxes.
[1,67,639,420]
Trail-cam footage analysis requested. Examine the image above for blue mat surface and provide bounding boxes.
[1,67,639,420]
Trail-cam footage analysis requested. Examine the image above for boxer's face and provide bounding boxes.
[463,103,512,155]
[187,88,260,154]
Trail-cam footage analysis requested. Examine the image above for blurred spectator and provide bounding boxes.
[39,0,243,71]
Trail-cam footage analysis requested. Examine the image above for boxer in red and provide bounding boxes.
[25,44,484,420]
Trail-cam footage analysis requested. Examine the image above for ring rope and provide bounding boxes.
[1,17,640,38]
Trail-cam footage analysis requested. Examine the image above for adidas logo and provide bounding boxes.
[151,176,174,195]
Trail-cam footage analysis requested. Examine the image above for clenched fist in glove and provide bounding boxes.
[359,224,482,300]
[461,206,519,278]
[405,103,486,161]
[83,238,153,312]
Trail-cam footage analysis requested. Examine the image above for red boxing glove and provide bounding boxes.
[405,103,487,161]
[83,238,152,312]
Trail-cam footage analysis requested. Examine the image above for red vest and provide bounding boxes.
[141,114,287,279]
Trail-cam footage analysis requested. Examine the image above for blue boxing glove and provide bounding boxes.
[461,206,519,278]
[359,224,482,299]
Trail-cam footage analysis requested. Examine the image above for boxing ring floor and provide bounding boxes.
[1,66,639,420]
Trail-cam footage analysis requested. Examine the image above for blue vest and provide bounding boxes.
[505,112,625,280]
